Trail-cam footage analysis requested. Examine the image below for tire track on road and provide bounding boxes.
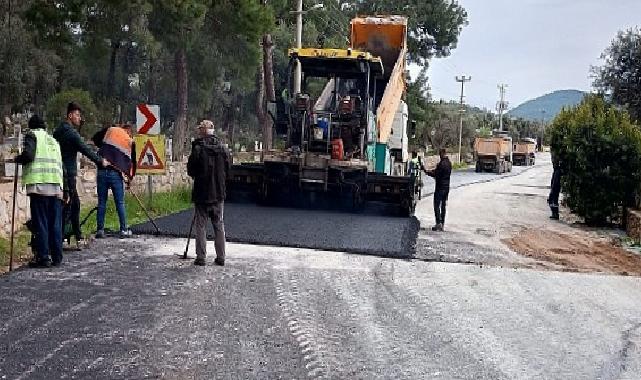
[275,271,344,379]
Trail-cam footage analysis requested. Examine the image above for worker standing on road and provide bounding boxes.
[423,148,452,231]
[15,115,65,267]
[407,151,421,177]
[91,124,136,238]
[53,102,109,249]
[548,155,562,220]
[187,120,231,267]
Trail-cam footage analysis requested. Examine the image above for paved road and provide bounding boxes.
[132,204,419,257]
[415,154,551,266]
[1,238,640,379]
[131,161,532,258]
[421,163,535,197]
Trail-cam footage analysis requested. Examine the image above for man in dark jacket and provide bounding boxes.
[424,148,452,231]
[53,102,108,248]
[548,154,562,220]
[187,120,231,266]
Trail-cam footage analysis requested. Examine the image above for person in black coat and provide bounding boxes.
[424,148,452,231]
[187,120,231,267]
[53,102,108,247]
[548,154,562,220]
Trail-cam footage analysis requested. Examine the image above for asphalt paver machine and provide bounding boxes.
[229,16,419,215]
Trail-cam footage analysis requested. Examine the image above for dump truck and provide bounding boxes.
[228,15,419,215]
[512,138,537,166]
[474,133,513,174]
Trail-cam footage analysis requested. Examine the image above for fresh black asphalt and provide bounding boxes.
[132,203,420,258]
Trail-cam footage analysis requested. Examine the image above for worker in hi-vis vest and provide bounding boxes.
[15,115,65,268]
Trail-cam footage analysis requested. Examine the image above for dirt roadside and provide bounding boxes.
[503,229,641,276]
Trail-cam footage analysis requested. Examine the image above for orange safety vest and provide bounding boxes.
[101,127,134,178]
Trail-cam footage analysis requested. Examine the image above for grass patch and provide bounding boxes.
[0,232,32,271]
[80,186,192,235]
[452,161,470,171]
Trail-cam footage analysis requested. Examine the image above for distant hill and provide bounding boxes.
[508,90,586,122]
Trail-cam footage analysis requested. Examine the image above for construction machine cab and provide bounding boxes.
[282,48,384,160]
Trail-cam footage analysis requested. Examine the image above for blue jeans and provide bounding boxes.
[97,169,127,232]
[30,195,63,263]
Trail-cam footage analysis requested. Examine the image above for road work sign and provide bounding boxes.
[135,134,166,175]
[136,104,160,134]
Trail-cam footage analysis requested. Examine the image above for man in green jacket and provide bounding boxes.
[53,102,108,248]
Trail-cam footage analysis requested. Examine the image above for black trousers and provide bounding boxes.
[63,175,82,241]
[434,189,449,225]
[30,195,63,263]
[548,168,561,216]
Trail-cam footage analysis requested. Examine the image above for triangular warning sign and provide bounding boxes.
[137,139,164,170]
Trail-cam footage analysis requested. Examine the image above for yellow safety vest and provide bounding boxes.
[22,129,64,188]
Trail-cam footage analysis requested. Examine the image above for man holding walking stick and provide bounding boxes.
[14,115,65,268]
[187,120,230,267]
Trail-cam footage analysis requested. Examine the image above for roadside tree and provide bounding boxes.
[549,95,641,226]
[592,28,641,122]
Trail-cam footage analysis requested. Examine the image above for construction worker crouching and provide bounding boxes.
[187,120,231,267]
[92,124,136,238]
[14,115,65,268]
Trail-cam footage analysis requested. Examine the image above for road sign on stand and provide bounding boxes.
[135,134,166,175]
[136,104,160,134]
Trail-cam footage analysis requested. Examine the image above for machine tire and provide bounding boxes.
[400,201,416,217]
[257,182,272,206]
[351,187,365,212]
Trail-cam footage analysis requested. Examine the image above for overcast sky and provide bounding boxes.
[417,0,641,111]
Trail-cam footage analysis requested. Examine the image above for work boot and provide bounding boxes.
[193,257,206,266]
[51,259,63,267]
[438,223,445,231]
[214,257,225,266]
[95,230,105,239]
[28,258,51,268]
[119,229,132,239]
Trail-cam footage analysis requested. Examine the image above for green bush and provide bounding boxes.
[45,89,102,138]
[549,95,641,226]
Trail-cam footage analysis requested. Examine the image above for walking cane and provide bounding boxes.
[181,210,197,259]
[129,188,161,234]
[106,164,161,235]
[8,159,19,272]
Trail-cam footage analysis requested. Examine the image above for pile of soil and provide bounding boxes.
[503,229,641,276]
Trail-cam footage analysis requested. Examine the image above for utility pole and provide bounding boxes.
[455,75,471,163]
[497,84,509,132]
[293,0,303,94]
